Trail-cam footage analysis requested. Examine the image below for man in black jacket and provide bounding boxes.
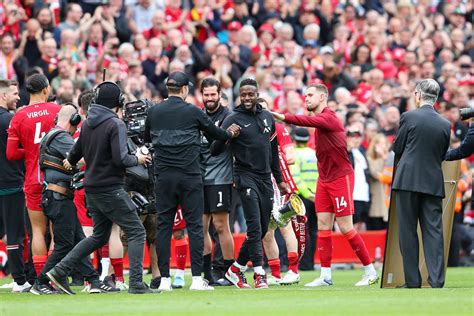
[32,105,116,295]
[392,79,451,288]
[212,78,290,289]
[145,72,240,291]
[46,82,155,295]
[0,80,31,293]
[445,118,474,161]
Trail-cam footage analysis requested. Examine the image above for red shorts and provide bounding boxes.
[173,207,186,231]
[24,184,43,211]
[74,189,93,227]
[315,173,354,217]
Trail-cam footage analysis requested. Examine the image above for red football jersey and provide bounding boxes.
[276,123,297,193]
[284,107,353,183]
[8,102,61,186]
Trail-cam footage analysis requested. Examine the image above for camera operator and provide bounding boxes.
[31,105,116,295]
[145,71,240,291]
[445,108,474,161]
[121,102,161,289]
[445,107,474,217]
[46,82,157,295]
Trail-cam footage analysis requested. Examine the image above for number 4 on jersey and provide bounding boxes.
[34,122,46,144]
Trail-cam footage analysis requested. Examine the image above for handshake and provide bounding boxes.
[227,123,241,138]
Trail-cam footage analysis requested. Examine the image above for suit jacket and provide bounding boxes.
[445,123,474,161]
[392,105,451,198]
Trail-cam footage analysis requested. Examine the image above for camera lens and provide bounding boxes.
[459,107,474,120]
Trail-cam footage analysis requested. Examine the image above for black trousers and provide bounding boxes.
[396,190,445,288]
[0,191,27,284]
[39,190,98,284]
[155,171,204,277]
[56,188,146,287]
[299,196,317,271]
[234,174,273,268]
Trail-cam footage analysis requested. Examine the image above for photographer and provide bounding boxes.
[46,82,156,295]
[32,105,115,295]
[121,100,161,289]
[445,109,474,161]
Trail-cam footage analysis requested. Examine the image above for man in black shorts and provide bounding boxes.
[200,78,235,284]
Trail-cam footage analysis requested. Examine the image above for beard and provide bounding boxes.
[205,99,220,112]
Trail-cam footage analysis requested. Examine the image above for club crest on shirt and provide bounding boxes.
[263,119,271,133]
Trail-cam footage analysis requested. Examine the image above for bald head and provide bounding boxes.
[56,104,78,127]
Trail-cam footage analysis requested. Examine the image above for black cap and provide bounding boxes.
[294,127,310,142]
[166,72,193,88]
[96,82,121,109]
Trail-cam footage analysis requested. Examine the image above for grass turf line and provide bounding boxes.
[0,268,472,315]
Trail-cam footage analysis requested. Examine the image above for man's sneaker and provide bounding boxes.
[190,277,214,291]
[81,282,91,293]
[253,273,269,289]
[150,277,161,289]
[304,277,333,287]
[12,281,32,293]
[29,282,57,295]
[172,275,185,289]
[0,281,15,289]
[46,268,75,295]
[215,278,232,286]
[116,280,129,291]
[280,270,300,285]
[129,282,161,294]
[69,278,84,286]
[225,267,251,289]
[355,273,379,287]
[89,279,120,294]
[103,274,116,288]
[267,275,281,286]
[158,277,173,292]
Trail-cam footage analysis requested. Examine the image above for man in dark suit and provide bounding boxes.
[392,79,451,288]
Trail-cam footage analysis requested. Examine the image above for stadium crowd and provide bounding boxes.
[0,0,473,293]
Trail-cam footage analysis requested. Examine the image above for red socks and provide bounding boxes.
[344,229,372,266]
[33,255,47,276]
[110,258,124,282]
[318,230,333,268]
[100,244,109,258]
[287,252,299,273]
[268,258,281,279]
[175,238,188,271]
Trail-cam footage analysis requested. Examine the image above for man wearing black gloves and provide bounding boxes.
[46,82,155,295]
[145,72,240,291]
[212,78,290,289]
[32,105,116,295]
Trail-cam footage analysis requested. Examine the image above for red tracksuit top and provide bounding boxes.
[284,107,353,183]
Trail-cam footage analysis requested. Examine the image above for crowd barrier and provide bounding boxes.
[0,230,387,272]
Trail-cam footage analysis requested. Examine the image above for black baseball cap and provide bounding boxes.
[294,127,310,142]
[166,72,193,88]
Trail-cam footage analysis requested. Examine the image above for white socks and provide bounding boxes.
[253,266,265,275]
[320,267,332,280]
[363,263,377,276]
[100,258,110,281]
[175,269,185,278]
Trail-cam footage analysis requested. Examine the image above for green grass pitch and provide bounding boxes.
[0,268,473,315]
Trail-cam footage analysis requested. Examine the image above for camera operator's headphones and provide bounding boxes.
[54,103,82,126]
[92,81,126,108]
